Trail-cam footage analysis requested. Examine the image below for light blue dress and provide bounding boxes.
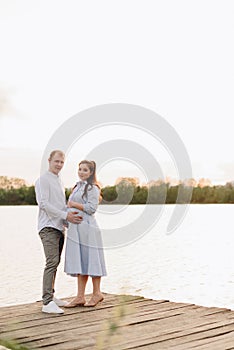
[64,181,107,277]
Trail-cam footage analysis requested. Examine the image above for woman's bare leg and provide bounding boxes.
[77,274,88,298]
[64,274,88,307]
[92,276,102,296]
[84,276,104,307]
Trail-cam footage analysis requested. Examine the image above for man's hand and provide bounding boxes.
[66,212,83,224]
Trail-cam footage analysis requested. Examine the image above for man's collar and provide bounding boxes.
[47,170,59,177]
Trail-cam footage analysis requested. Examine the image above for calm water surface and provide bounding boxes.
[0,205,234,309]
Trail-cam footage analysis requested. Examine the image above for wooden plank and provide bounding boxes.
[0,294,162,321]
[99,316,234,348]
[0,298,170,331]
[1,294,234,350]
[162,331,234,350]
[0,312,229,348]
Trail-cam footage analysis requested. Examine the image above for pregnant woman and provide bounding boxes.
[64,160,107,307]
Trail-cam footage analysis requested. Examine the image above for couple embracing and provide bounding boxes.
[35,150,107,314]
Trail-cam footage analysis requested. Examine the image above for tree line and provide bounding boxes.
[0,179,234,205]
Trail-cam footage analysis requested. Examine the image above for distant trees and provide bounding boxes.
[0,176,27,189]
[148,183,167,204]
[100,179,234,205]
[1,176,234,205]
[101,186,117,203]
[131,185,148,204]
[115,178,136,204]
[0,186,36,205]
[0,176,36,205]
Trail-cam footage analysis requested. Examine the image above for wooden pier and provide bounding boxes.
[1,293,234,349]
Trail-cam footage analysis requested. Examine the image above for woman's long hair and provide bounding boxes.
[78,160,101,200]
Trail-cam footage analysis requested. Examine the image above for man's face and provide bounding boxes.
[48,153,65,175]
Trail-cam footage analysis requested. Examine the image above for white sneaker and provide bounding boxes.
[42,301,64,314]
[53,297,69,307]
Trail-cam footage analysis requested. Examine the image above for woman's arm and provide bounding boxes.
[82,185,100,215]
[67,200,84,211]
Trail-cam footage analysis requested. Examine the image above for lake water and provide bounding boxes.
[0,205,234,309]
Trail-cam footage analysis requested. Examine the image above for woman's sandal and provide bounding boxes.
[64,297,86,308]
[84,294,104,307]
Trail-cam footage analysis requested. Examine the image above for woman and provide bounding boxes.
[64,160,107,307]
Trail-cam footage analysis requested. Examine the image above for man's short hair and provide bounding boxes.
[49,150,65,160]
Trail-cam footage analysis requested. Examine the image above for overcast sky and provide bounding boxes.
[0,0,233,187]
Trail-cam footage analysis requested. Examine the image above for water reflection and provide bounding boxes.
[0,205,234,309]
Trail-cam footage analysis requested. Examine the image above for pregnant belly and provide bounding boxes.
[67,207,83,217]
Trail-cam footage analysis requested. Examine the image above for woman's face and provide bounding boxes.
[78,163,92,181]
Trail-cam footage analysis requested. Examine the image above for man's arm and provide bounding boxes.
[35,177,82,224]
[35,177,67,220]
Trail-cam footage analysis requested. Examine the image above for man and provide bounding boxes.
[35,150,81,314]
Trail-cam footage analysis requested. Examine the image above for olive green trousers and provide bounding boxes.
[39,227,64,305]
